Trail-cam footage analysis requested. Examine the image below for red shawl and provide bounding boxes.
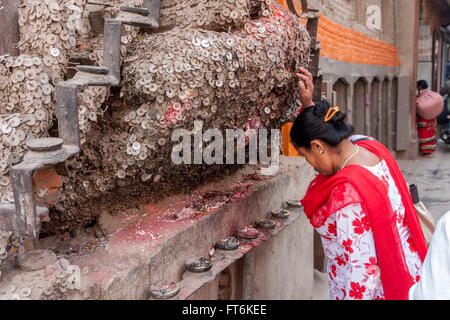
[301,139,427,300]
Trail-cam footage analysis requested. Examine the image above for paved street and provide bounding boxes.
[398,140,450,222]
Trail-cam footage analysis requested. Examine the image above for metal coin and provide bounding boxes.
[50,48,60,57]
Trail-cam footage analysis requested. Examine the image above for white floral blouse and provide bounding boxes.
[315,160,423,300]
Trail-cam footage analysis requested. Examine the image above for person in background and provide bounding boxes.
[416,80,438,158]
[409,211,450,300]
[290,67,427,300]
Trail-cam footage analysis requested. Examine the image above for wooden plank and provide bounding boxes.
[0,0,20,56]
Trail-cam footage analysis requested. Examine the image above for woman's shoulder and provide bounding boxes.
[326,182,363,213]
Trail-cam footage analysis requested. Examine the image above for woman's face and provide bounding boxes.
[296,140,335,176]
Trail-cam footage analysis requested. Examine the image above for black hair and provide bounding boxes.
[417,80,429,90]
[290,99,354,149]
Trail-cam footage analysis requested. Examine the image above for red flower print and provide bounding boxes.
[402,216,408,228]
[334,253,349,267]
[342,239,354,253]
[415,275,421,283]
[328,221,337,236]
[407,237,417,253]
[349,282,366,300]
[352,216,371,234]
[331,264,337,278]
[332,184,347,204]
[364,257,378,276]
[394,210,402,223]
[341,289,347,299]
[381,175,389,190]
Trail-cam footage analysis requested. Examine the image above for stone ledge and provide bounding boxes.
[0,156,315,300]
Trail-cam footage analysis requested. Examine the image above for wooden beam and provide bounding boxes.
[0,0,21,56]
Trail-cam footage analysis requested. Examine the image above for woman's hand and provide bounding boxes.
[295,67,315,108]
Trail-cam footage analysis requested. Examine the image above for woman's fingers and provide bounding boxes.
[298,67,312,79]
[295,69,315,108]
[296,74,313,91]
[298,78,306,92]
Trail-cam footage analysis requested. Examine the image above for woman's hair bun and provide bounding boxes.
[313,100,347,126]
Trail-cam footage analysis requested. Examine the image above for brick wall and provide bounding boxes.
[277,0,400,66]
[307,0,396,44]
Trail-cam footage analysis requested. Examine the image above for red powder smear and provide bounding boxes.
[46,264,59,277]
[164,103,187,123]
[239,240,260,254]
[109,196,222,251]
[258,230,271,242]
[242,173,267,182]
[88,270,114,284]
[236,226,259,238]
[109,176,258,251]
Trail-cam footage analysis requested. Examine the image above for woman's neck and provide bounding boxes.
[331,140,358,174]
[332,140,381,174]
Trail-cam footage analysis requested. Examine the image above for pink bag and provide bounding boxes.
[416,89,444,120]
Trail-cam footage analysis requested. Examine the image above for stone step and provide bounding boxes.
[120,6,150,16]
[68,72,117,86]
[75,65,109,75]
[26,137,64,152]
[116,12,159,29]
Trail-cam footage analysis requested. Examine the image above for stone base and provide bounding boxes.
[0,156,315,300]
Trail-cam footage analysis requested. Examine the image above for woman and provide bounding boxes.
[292,68,427,300]
[416,80,439,157]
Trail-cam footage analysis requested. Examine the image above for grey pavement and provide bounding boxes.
[397,139,450,222]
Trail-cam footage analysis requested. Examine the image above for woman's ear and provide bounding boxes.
[310,140,325,154]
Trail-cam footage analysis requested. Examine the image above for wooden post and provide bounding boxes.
[0,0,20,56]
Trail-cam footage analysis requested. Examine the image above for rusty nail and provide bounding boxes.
[184,257,212,273]
[235,226,259,239]
[150,281,180,299]
[271,208,290,219]
[214,237,240,250]
[254,219,276,230]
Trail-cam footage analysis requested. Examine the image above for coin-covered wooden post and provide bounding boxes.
[0,0,21,56]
